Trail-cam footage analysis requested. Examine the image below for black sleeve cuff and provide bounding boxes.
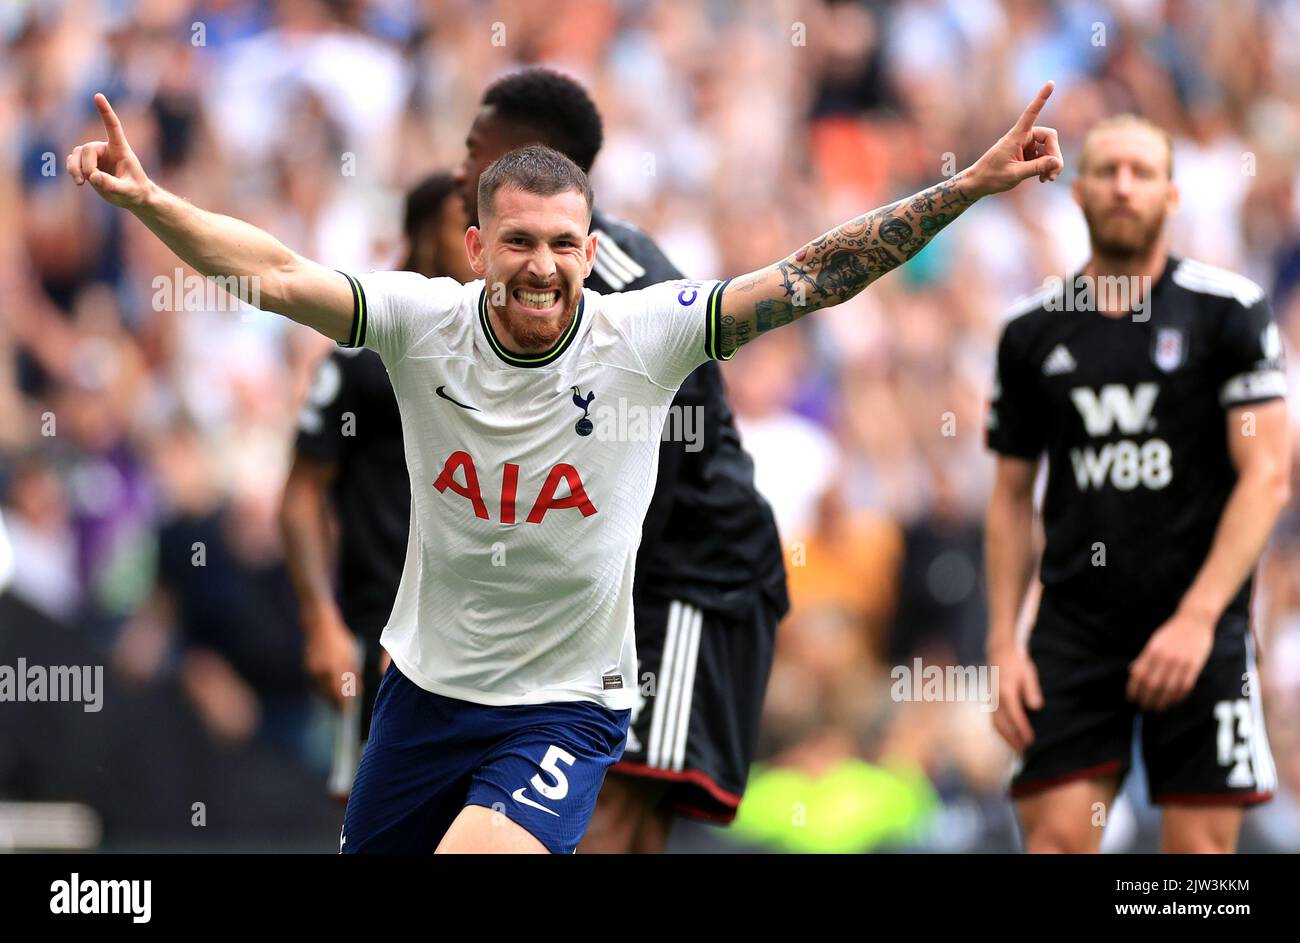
[704,277,737,361]
[337,271,368,348]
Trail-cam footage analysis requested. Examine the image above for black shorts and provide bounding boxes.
[613,593,779,822]
[1011,595,1277,806]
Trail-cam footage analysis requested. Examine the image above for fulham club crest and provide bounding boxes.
[1152,327,1186,373]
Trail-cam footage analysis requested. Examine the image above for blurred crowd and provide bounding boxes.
[2,0,1300,852]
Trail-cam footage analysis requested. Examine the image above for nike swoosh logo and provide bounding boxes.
[511,787,558,817]
[435,386,479,411]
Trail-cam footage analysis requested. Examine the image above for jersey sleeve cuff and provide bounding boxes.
[337,271,368,349]
[986,423,1043,458]
[987,441,1043,460]
[704,278,737,362]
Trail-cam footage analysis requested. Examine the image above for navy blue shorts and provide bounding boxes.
[340,662,630,854]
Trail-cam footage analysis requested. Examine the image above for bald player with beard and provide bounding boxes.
[987,115,1289,853]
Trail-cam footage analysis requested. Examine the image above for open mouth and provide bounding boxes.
[512,287,562,312]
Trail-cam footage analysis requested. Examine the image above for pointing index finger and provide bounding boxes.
[94,93,129,148]
[1014,81,1055,136]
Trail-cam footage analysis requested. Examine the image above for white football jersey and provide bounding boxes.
[340,271,732,709]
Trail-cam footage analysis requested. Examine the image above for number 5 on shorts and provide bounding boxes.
[532,745,576,800]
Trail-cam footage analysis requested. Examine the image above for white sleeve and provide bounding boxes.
[336,271,463,366]
[605,278,734,389]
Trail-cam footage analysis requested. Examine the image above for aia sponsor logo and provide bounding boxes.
[433,451,597,523]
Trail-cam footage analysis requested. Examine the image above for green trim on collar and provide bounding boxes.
[478,285,585,368]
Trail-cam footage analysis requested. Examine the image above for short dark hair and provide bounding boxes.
[481,68,604,173]
[402,172,458,241]
[477,144,593,225]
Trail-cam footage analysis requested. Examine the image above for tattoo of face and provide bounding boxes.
[815,251,871,299]
[878,216,912,248]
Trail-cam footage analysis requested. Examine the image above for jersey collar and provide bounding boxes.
[1064,254,1178,320]
[477,285,585,368]
[1152,254,1177,298]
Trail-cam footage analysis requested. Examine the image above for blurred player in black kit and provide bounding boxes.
[454,68,789,852]
[280,173,475,799]
[986,116,1289,853]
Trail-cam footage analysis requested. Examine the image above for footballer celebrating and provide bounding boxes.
[69,83,1063,853]
[279,173,475,801]
[986,115,1288,853]
[455,68,789,852]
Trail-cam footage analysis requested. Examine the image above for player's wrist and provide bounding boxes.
[955,166,992,201]
[1174,594,1223,627]
[985,633,1024,661]
[132,179,166,218]
[301,601,349,637]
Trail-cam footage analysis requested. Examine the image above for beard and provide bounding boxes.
[500,304,571,349]
[492,277,582,351]
[1083,203,1166,260]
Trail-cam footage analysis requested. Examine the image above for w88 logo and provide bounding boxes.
[1068,383,1172,491]
[1069,438,1173,491]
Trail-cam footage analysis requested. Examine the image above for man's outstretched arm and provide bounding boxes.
[67,94,356,343]
[717,82,1063,355]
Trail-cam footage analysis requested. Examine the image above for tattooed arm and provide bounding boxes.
[718,82,1063,356]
